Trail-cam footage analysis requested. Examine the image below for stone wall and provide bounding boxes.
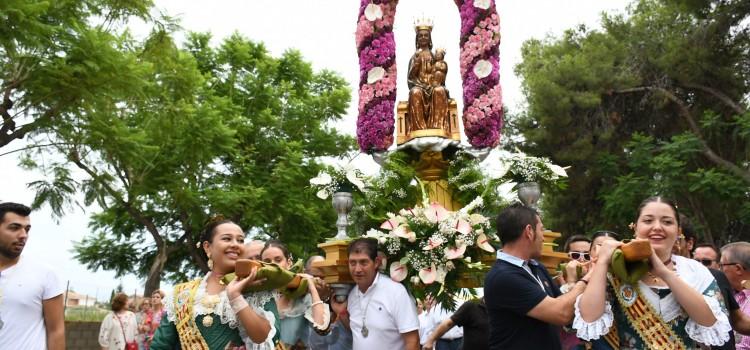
[65,321,101,350]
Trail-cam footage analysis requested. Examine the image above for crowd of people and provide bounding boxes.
[2,196,750,349]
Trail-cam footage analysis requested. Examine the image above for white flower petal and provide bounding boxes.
[473,59,493,79]
[474,0,491,10]
[364,3,383,21]
[346,170,366,191]
[496,181,517,202]
[367,66,386,84]
[316,189,329,200]
[547,163,569,178]
[310,172,332,185]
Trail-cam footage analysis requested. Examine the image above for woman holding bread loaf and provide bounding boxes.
[573,196,731,349]
[261,240,330,349]
[150,219,279,350]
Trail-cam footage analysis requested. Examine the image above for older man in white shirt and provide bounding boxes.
[341,238,420,350]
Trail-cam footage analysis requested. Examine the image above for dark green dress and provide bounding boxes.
[150,276,280,350]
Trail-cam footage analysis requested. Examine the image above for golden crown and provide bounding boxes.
[414,16,434,32]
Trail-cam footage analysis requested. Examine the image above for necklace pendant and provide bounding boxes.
[361,325,369,337]
[202,314,214,327]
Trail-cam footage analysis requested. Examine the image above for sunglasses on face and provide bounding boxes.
[568,251,591,261]
[695,258,715,267]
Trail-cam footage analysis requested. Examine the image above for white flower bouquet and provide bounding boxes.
[309,164,368,199]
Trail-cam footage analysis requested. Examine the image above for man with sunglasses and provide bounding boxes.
[695,243,721,269]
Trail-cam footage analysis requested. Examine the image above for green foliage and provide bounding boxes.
[20,11,353,292]
[514,0,750,243]
[0,0,153,148]
[446,151,508,220]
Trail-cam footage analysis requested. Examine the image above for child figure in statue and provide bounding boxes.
[431,48,447,88]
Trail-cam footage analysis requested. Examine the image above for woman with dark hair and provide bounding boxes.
[573,197,731,349]
[150,219,278,350]
[261,240,330,349]
[589,231,619,264]
[99,292,138,350]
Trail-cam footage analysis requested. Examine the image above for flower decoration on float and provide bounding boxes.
[487,151,568,187]
[363,192,499,310]
[309,164,368,200]
[356,0,399,153]
[455,0,503,148]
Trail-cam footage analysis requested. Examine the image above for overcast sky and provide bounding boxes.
[0,0,632,300]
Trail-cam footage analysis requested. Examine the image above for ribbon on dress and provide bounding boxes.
[608,274,687,350]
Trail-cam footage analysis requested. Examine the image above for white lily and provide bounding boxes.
[547,163,569,178]
[316,189,330,200]
[364,3,383,21]
[345,169,366,192]
[367,66,385,84]
[310,172,332,186]
[474,0,491,10]
[473,59,493,79]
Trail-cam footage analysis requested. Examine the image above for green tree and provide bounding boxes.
[514,0,749,244]
[27,28,353,294]
[0,0,152,150]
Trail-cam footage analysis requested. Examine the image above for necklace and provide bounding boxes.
[647,256,676,284]
[200,274,222,327]
[359,279,378,338]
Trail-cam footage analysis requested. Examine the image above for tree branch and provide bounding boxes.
[68,148,165,247]
[681,82,747,116]
[615,86,750,184]
[0,101,65,148]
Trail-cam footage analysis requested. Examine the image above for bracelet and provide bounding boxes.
[310,300,325,308]
[230,295,249,314]
[578,279,589,285]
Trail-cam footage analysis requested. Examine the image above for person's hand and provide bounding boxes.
[314,277,331,300]
[565,260,583,283]
[330,296,348,323]
[596,240,624,266]
[226,267,266,299]
[298,273,317,293]
[422,338,436,350]
[648,248,674,280]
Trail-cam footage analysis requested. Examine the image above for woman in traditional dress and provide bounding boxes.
[261,240,330,349]
[150,219,278,350]
[573,197,731,349]
[135,298,152,350]
[99,292,139,350]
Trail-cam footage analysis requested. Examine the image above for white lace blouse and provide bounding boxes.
[163,273,278,350]
[572,255,731,346]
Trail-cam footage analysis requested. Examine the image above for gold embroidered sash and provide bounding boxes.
[608,274,687,350]
[172,279,210,350]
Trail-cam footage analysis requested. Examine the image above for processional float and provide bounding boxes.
[313,0,567,297]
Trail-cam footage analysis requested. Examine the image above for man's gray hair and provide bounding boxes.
[721,242,750,269]
[305,255,325,273]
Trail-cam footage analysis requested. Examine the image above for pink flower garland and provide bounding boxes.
[455,0,503,148]
[356,0,398,153]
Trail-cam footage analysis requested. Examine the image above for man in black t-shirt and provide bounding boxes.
[422,298,488,350]
[485,204,591,350]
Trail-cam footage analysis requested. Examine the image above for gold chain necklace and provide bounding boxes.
[200,273,223,327]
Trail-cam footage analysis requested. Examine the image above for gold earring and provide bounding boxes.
[207,253,214,270]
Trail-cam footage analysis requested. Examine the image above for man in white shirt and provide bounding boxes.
[0,202,65,350]
[419,298,463,350]
[342,238,420,350]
